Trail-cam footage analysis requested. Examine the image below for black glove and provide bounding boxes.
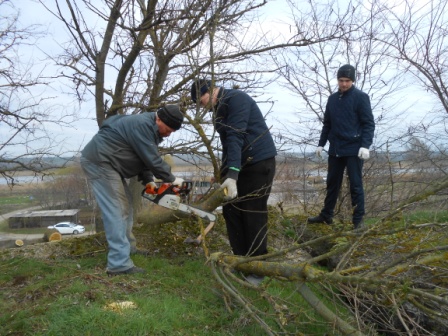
[138,170,154,186]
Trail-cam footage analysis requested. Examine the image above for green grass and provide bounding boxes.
[404,209,448,223]
[0,195,34,206]
[0,195,37,216]
[0,252,340,336]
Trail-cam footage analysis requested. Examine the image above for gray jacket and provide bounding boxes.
[81,112,175,183]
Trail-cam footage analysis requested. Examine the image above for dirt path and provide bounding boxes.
[0,207,95,248]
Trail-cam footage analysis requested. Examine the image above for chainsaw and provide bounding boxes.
[142,181,216,222]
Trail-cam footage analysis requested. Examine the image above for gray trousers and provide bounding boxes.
[81,157,137,272]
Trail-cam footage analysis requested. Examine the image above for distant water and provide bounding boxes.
[0,175,54,185]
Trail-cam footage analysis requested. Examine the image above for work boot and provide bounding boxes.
[107,266,146,276]
[353,221,366,230]
[307,215,333,225]
[131,248,150,256]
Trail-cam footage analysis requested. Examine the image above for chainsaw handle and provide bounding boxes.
[144,182,172,195]
[144,183,157,195]
[142,181,191,196]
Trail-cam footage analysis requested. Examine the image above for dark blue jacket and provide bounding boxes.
[318,86,375,157]
[215,88,277,179]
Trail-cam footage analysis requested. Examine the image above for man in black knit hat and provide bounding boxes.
[81,105,184,275]
[308,64,375,229]
[191,79,277,286]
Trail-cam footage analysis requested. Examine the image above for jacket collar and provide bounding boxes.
[338,85,355,97]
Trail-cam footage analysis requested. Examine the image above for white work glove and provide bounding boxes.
[172,177,184,186]
[221,178,237,200]
[358,147,370,160]
[316,146,323,158]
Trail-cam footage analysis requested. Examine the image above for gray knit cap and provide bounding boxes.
[157,105,183,130]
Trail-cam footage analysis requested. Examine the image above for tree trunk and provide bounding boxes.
[43,229,62,242]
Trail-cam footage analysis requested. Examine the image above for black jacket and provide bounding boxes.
[215,88,277,179]
[318,85,375,157]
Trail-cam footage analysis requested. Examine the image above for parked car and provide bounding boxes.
[47,222,85,235]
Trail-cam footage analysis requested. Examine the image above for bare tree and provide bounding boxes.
[39,0,357,142]
[36,0,357,227]
[374,0,448,176]
[30,163,89,209]
[0,0,76,187]
[377,0,448,116]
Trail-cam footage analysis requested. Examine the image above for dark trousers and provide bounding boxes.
[223,157,276,257]
[320,155,365,224]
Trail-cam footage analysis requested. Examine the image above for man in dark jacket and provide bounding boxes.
[81,105,184,275]
[308,64,375,229]
[191,79,277,285]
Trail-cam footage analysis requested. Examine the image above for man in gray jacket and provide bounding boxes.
[81,105,184,275]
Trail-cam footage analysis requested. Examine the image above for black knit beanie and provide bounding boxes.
[157,105,183,130]
[191,79,212,103]
[337,64,356,82]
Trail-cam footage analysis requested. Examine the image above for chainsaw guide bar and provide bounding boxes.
[142,182,216,222]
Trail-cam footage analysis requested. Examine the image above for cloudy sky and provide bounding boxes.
[6,1,302,154]
[4,0,436,156]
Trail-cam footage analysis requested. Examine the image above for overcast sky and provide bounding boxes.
[9,0,300,155]
[5,0,437,156]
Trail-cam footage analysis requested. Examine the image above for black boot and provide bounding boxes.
[353,220,366,230]
[307,215,333,225]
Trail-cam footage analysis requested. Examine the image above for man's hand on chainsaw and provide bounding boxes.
[172,177,184,186]
[221,178,237,200]
[145,181,157,194]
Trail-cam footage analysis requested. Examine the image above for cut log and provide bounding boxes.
[15,239,24,247]
[43,229,62,242]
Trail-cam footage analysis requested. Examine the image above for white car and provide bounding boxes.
[47,222,85,235]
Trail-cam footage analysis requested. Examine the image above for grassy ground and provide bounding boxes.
[0,187,340,335]
[0,195,38,216]
[0,183,338,335]
[0,250,337,336]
